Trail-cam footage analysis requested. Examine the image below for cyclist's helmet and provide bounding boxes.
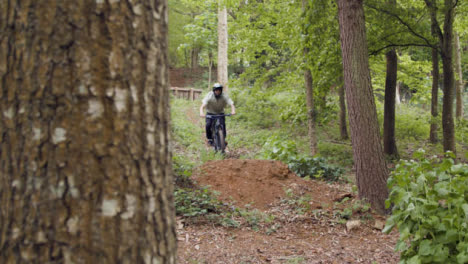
[213,83,223,98]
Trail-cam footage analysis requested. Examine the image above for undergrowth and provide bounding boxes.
[385,150,468,263]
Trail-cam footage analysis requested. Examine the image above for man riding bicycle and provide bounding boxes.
[199,83,236,146]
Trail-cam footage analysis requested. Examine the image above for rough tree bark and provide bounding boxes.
[454,32,464,119]
[383,49,399,158]
[0,1,176,263]
[302,0,318,155]
[218,6,229,91]
[337,0,389,213]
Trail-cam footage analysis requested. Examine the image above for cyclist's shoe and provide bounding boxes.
[225,141,228,146]
[206,139,214,146]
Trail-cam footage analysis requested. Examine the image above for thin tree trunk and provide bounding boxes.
[337,0,389,214]
[339,83,349,140]
[208,52,213,90]
[218,6,229,91]
[302,0,318,155]
[454,32,463,119]
[383,49,399,158]
[0,1,176,263]
[395,82,401,105]
[430,47,440,143]
[304,69,318,155]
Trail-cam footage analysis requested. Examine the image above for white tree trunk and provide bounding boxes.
[396,82,401,104]
[218,7,229,91]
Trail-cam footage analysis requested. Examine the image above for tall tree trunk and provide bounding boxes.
[208,52,213,90]
[454,32,464,119]
[440,0,456,153]
[302,0,318,155]
[191,46,200,70]
[425,0,457,153]
[339,83,349,140]
[0,1,176,263]
[430,47,440,143]
[337,0,389,214]
[217,6,229,91]
[383,49,399,158]
[304,69,318,155]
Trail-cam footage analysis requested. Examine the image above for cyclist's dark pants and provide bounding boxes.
[205,113,226,140]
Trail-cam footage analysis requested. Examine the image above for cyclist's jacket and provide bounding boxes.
[202,91,234,114]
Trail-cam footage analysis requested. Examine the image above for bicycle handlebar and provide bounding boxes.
[206,114,232,118]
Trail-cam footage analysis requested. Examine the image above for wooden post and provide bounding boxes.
[190,88,194,101]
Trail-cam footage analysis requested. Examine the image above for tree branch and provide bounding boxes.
[370,43,433,56]
[365,3,434,48]
[423,0,444,41]
[172,8,201,17]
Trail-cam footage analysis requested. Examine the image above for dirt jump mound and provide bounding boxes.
[193,159,308,209]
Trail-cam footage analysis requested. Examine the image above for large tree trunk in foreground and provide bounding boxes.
[454,32,464,119]
[218,6,229,91]
[383,49,399,158]
[337,0,389,214]
[0,1,176,263]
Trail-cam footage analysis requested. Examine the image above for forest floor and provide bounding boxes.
[175,105,400,263]
[176,158,399,264]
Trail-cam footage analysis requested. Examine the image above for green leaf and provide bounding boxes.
[407,255,421,264]
[462,204,468,220]
[456,252,468,264]
[418,240,432,256]
[434,182,449,196]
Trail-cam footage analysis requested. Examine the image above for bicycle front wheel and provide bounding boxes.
[216,128,226,153]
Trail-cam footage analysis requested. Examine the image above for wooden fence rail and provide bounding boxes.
[170,87,203,101]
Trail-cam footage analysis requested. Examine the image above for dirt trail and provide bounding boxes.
[179,159,399,263]
[178,106,399,263]
[194,159,343,210]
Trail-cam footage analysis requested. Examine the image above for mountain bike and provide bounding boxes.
[207,114,231,153]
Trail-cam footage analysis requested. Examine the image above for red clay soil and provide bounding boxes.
[178,159,400,263]
[194,159,310,209]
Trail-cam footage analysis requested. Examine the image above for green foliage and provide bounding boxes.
[317,141,354,167]
[375,102,432,142]
[283,188,312,215]
[384,150,468,263]
[260,136,344,181]
[395,105,431,141]
[171,98,203,148]
[173,154,195,187]
[174,187,226,217]
[455,119,468,146]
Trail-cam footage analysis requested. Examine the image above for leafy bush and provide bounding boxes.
[174,187,226,217]
[260,136,344,181]
[384,150,468,263]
